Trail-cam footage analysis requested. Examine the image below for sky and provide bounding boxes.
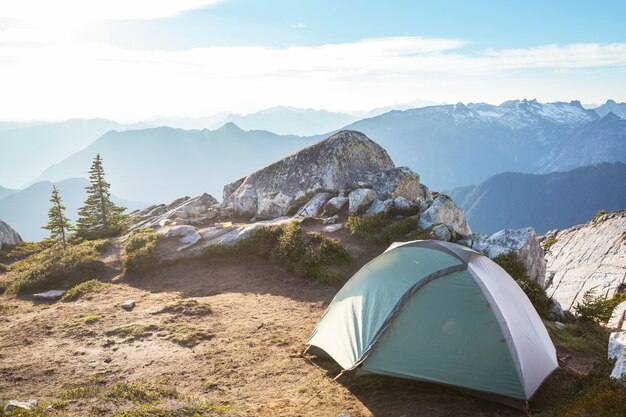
[0,0,625,121]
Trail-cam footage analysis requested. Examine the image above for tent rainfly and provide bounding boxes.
[306,240,558,406]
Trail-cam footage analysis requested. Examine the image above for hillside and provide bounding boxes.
[0,118,148,189]
[33,124,317,203]
[0,178,143,241]
[449,162,626,234]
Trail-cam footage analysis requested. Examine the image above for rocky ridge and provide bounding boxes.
[542,210,626,310]
[0,219,21,250]
[128,130,546,280]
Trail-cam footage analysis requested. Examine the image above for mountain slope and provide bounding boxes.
[343,99,598,190]
[224,106,357,136]
[0,185,17,200]
[449,162,626,234]
[34,124,318,203]
[538,113,626,173]
[0,118,148,188]
[594,99,626,119]
[0,178,143,241]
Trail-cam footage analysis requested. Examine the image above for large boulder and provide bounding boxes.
[544,210,626,311]
[372,167,422,201]
[459,227,546,282]
[365,199,394,217]
[348,188,378,215]
[0,220,21,250]
[222,130,394,219]
[323,196,349,215]
[296,192,332,218]
[418,194,471,236]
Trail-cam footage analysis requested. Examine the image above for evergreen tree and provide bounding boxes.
[76,154,127,239]
[42,185,72,248]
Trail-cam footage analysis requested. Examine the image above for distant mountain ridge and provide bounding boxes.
[594,99,626,119]
[34,124,318,203]
[449,162,626,234]
[0,178,143,241]
[0,118,149,188]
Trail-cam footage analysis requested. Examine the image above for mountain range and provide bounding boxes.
[32,123,317,203]
[449,162,626,234]
[0,118,148,188]
[0,178,143,241]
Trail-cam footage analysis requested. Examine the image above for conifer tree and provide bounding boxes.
[76,154,127,239]
[42,185,72,248]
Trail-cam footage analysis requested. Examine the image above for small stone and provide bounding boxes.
[33,290,66,301]
[324,224,343,233]
[5,400,38,411]
[550,321,566,330]
[430,224,452,242]
[323,215,340,225]
[121,300,135,311]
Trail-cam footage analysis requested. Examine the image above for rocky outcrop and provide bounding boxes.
[372,167,422,201]
[0,220,21,250]
[459,227,546,282]
[222,131,395,219]
[544,210,626,311]
[128,193,219,232]
[418,194,471,236]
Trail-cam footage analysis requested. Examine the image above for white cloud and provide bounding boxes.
[0,36,624,121]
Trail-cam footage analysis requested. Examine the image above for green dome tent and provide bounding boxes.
[306,240,557,406]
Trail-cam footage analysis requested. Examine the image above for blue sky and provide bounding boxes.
[0,0,624,121]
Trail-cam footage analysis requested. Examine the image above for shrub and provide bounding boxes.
[574,290,626,324]
[0,240,106,294]
[545,321,610,355]
[493,252,552,319]
[346,214,420,245]
[124,229,162,272]
[592,209,608,221]
[61,279,110,301]
[543,236,558,251]
[0,240,52,264]
[202,222,351,283]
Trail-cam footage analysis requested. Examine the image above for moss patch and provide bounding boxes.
[154,299,212,317]
[106,323,159,340]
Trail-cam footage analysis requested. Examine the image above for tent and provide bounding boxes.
[306,240,558,406]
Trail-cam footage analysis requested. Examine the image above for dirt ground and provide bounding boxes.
[0,226,598,416]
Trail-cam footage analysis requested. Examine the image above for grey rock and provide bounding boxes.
[121,300,135,311]
[223,130,394,219]
[549,300,564,319]
[199,227,234,241]
[5,400,38,411]
[392,196,420,214]
[297,192,332,218]
[608,331,626,380]
[323,215,340,225]
[550,321,566,330]
[324,224,343,233]
[544,210,626,311]
[0,220,22,250]
[323,196,349,215]
[608,301,626,330]
[459,227,545,282]
[127,193,219,234]
[430,224,452,242]
[365,199,393,217]
[157,225,201,251]
[372,166,422,200]
[33,290,65,301]
[420,184,432,201]
[348,188,378,215]
[418,194,471,236]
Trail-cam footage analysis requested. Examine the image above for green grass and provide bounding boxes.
[106,323,159,340]
[63,314,103,331]
[161,323,212,347]
[543,236,559,250]
[0,240,107,294]
[574,291,626,324]
[536,358,626,417]
[124,229,162,272]
[202,221,351,284]
[154,299,212,317]
[545,321,610,355]
[346,214,438,245]
[61,279,111,302]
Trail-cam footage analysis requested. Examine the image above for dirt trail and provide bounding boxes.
[0,229,593,416]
